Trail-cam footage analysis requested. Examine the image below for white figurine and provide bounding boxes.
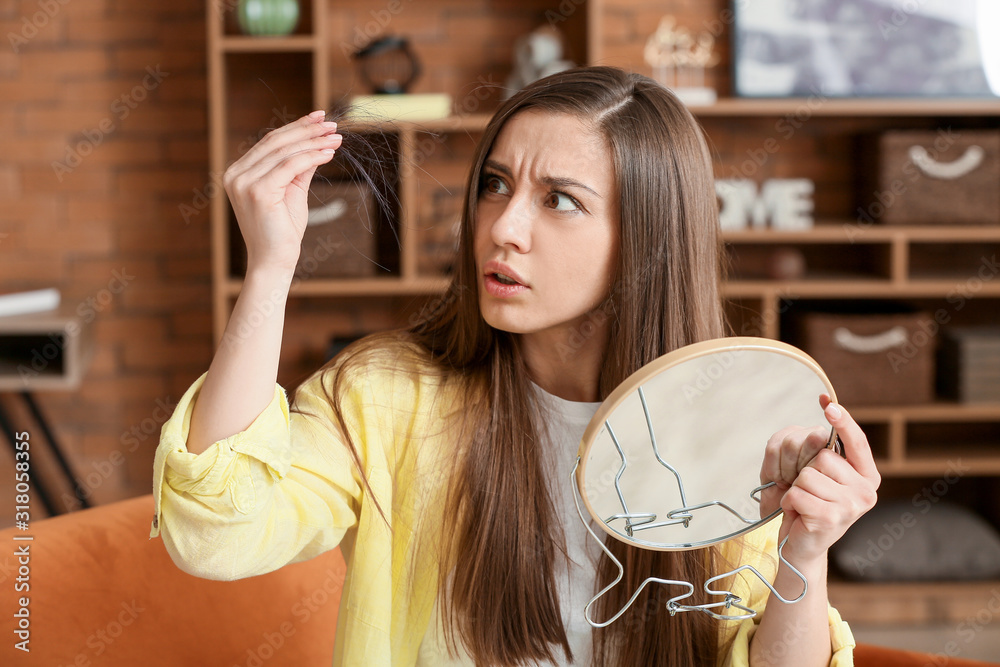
[504,25,575,98]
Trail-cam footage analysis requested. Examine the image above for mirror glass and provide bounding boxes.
[576,337,836,551]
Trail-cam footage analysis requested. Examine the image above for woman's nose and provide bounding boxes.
[489,194,532,252]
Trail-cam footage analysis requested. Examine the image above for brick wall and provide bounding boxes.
[0,0,211,520]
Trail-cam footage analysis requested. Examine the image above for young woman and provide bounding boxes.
[151,66,879,666]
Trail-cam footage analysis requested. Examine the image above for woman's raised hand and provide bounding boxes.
[758,394,881,564]
[222,110,342,273]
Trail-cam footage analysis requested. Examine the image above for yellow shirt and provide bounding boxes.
[150,342,855,666]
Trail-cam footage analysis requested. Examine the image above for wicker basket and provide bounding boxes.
[858,130,1000,225]
[940,327,1000,403]
[793,311,936,406]
[296,181,378,279]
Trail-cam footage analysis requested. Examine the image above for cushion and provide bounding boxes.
[831,500,1000,581]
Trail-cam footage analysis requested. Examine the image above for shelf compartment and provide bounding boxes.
[220,0,315,38]
[223,51,316,164]
[905,421,1000,465]
[909,241,1000,281]
[856,421,892,463]
[888,297,1000,354]
[725,241,892,282]
[724,297,768,337]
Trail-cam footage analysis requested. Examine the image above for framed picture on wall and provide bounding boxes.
[732,0,998,98]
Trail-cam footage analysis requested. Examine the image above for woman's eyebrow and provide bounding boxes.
[483,159,603,199]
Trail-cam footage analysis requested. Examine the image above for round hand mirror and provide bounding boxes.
[571,337,840,622]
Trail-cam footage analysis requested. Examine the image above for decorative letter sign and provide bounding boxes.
[716,178,815,231]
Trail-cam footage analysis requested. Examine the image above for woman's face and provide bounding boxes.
[474,110,619,341]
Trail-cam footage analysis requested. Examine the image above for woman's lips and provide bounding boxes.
[482,260,528,297]
[484,273,528,298]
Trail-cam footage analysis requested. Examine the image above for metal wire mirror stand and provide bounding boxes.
[570,385,811,625]
[571,456,808,624]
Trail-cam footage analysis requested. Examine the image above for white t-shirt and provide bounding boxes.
[416,382,603,666]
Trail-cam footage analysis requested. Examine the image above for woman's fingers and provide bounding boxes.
[795,428,831,473]
[231,129,341,190]
[236,127,342,186]
[824,401,881,487]
[226,111,340,183]
[780,462,877,557]
[762,396,881,559]
[773,403,881,561]
[762,424,831,486]
[240,144,336,197]
[781,481,836,526]
[762,425,800,485]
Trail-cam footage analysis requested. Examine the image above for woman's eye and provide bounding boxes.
[545,191,579,212]
[482,175,508,195]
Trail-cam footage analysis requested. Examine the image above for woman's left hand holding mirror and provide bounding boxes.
[758,394,882,565]
[751,396,881,666]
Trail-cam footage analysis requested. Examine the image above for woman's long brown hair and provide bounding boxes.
[297,66,732,665]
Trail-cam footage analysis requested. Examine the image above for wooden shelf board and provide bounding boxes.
[853,403,1000,423]
[722,280,1000,298]
[874,457,1000,477]
[691,97,1000,117]
[829,579,1000,625]
[226,276,451,297]
[723,224,1000,243]
[218,35,318,53]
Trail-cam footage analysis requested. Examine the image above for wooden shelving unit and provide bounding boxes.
[207,0,329,340]
[207,0,1000,626]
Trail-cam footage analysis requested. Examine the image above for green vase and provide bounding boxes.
[237,0,300,37]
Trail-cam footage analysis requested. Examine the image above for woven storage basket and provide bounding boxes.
[940,327,1000,403]
[858,130,1000,225]
[296,181,377,279]
[794,311,935,406]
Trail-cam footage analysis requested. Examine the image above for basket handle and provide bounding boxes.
[307,199,347,226]
[908,144,984,180]
[833,326,908,354]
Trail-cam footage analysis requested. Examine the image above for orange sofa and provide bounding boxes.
[0,495,993,666]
